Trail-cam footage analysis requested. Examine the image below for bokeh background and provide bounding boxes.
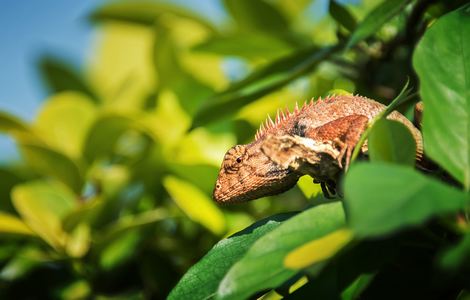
[0,0,446,298]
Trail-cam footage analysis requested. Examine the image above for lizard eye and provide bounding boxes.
[236,157,242,163]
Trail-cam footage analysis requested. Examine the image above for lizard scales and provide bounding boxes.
[213,94,423,203]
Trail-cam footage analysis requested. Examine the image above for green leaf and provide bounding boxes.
[83,113,144,163]
[35,91,97,158]
[163,176,226,235]
[368,119,416,166]
[346,0,410,49]
[65,223,91,258]
[168,213,295,300]
[19,143,84,193]
[329,0,357,32]
[38,56,99,102]
[224,0,290,35]
[192,44,341,128]
[344,163,468,237]
[97,209,167,244]
[99,230,141,270]
[90,1,215,32]
[153,24,214,115]
[217,202,346,300]
[284,228,353,269]
[413,5,470,190]
[0,112,30,135]
[12,180,77,250]
[0,212,35,237]
[439,232,470,271]
[193,33,292,59]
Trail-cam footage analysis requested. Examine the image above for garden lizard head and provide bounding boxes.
[213,140,300,204]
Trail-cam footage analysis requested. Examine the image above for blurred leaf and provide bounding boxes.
[35,92,97,158]
[329,0,357,32]
[65,223,91,258]
[0,212,35,236]
[0,111,31,136]
[413,4,470,190]
[0,167,27,213]
[87,23,155,110]
[346,0,410,49]
[153,24,214,114]
[90,1,216,32]
[276,0,313,19]
[98,209,167,244]
[59,280,91,300]
[38,56,98,102]
[344,163,469,237]
[0,247,48,281]
[368,119,416,166]
[193,33,292,59]
[224,0,290,35]
[99,230,141,271]
[83,113,148,162]
[217,202,345,300]
[168,213,295,300]
[163,176,226,235]
[192,44,341,128]
[12,180,76,249]
[169,164,219,195]
[439,232,470,271]
[19,143,84,193]
[297,176,322,199]
[174,128,236,167]
[284,228,353,269]
[143,91,190,146]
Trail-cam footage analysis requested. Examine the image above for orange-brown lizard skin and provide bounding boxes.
[213,95,423,203]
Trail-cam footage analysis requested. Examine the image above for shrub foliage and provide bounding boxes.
[0,0,469,299]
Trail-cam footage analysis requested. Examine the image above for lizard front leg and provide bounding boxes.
[305,114,369,171]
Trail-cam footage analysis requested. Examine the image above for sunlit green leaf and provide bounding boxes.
[284,228,353,269]
[12,180,77,249]
[168,213,295,300]
[163,176,226,235]
[346,0,410,49]
[439,232,470,271]
[413,4,470,189]
[217,202,345,300]
[368,119,416,166]
[35,91,97,158]
[65,223,91,258]
[344,163,468,237]
[0,212,35,237]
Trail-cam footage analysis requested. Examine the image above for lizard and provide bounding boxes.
[213,94,423,204]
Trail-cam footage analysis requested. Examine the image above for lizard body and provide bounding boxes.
[213,94,423,203]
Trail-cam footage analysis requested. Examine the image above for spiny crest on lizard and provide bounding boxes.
[254,95,339,141]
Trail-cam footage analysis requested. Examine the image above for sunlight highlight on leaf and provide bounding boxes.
[284,228,353,269]
[163,176,226,235]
